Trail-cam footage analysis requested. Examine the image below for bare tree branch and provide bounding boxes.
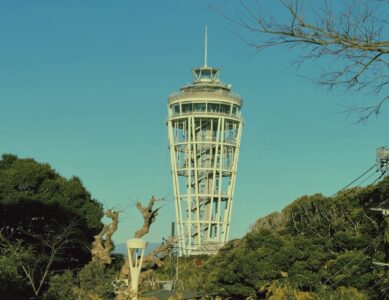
[213,0,389,121]
[116,197,172,300]
[134,196,162,239]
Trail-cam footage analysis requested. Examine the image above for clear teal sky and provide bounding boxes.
[1,0,388,243]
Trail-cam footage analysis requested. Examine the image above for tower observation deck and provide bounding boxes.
[167,29,244,256]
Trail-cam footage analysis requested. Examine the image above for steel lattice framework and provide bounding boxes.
[167,58,243,256]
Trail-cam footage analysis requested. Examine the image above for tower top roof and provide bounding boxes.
[191,26,221,84]
[192,66,220,83]
[168,27,242,107]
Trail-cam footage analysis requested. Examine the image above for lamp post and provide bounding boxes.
[127,238,147,300]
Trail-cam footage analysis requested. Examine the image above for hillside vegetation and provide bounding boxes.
[156,177,389,299]
[1,153,387,299]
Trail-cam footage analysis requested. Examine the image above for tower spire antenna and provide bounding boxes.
[204,26,208,67]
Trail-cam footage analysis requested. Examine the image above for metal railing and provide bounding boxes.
[168,90,242,103]
[171,111,241,118]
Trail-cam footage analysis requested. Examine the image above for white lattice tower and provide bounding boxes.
[167,29,244,256]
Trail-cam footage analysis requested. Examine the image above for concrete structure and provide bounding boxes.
[167,29,244,256]
[127,238,147,300]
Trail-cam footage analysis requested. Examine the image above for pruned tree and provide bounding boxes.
[215,0,389,122]
[115,197,174,300]
[134,197,161,239]
[117,197,161,281]
[91,209,119,265]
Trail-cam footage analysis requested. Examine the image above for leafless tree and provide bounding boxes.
[88,197,174,299]
[115,197,174,300]
[91,209,119,265]
[215,0,389,122]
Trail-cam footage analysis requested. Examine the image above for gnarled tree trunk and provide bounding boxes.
[116,197,174,300]
[91,209,119,265]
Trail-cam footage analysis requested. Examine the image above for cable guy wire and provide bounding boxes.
[330,164,377,198]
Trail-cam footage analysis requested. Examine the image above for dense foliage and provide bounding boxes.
[154,177,389,299]
[155,255,209,291]
[2,153,388,299]
[0,154,104,299]
[45,261,119,300]
[203,177,389,299]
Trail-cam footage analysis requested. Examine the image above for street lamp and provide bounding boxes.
[127,238,147,300]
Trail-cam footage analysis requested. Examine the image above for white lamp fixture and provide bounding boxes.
[127,238,147,300]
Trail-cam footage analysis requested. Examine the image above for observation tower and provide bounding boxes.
[167,29,244,256]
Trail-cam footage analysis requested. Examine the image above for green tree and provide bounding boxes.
[45,262,117,300]
[0,234,34,299]
[0,154,104,299]
[44,271,75,300]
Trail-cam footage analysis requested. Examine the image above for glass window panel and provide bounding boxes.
[208,103,220,113]
[193,103,206,112]
[220,104,230,114]
[173,104,180,116]
[232,105,238,115]
[182,103,192,113]
[201,69,211,80]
